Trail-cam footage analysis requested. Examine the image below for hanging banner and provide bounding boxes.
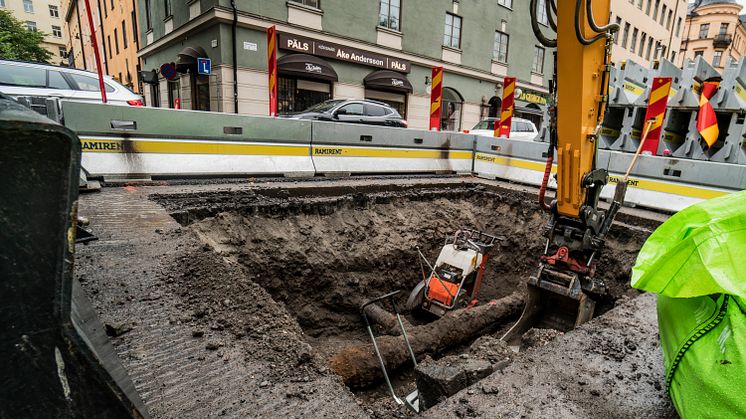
[640,77,672,155]
[697,78,721,148]
[267,25,278,117]
[429,66,443,131]
[496,76,516,137]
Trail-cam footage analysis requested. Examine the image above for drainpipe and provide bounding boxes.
[231,0,239,113]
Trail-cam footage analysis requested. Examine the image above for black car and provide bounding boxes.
[283,99,407,127]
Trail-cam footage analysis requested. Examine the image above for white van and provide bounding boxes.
[0,59,143,106]
[470,117,539,141]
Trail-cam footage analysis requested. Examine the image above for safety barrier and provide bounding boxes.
[311,121,474,175]
[62,101,316,179]
[55,55,746,213]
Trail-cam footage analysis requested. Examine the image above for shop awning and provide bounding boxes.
[277,53,338,82]
[363,70,412,93]
[176,46,208,72]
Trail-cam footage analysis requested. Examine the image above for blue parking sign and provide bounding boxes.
[197,58,211,75]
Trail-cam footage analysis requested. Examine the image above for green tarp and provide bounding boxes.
[631,190,746,418]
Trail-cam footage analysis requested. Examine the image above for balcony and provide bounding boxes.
[713,34,732,49]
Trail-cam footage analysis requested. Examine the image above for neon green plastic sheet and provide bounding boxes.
[631,190,746,418]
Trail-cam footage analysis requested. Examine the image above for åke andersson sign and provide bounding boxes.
[278,33,411,73]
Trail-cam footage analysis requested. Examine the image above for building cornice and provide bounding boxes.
[137,7,549,93]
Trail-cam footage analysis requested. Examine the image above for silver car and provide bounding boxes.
[0,59,143,106]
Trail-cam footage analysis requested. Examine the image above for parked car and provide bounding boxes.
[0,59,143,106]
[470,117,539,141]
[283,99,407,127]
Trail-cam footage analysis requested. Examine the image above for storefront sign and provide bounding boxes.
[279,33,411,73]
[517,90,548,106]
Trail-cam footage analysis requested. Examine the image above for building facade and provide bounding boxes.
[609,0,688,67]
[62,0,142,92]
[679,0,746,71]
[1,0,68,64]
[137,0,554,131]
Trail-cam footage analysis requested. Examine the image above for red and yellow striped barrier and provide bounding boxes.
[496,76,516,138]
[267,25,278,117]
[697,78,720,148]
[429,66,443,131]
[640,77,672,155]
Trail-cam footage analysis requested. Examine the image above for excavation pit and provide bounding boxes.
[150,181,657,414]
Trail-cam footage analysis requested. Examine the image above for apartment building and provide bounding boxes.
[1,0,68,64]
[679,0,746,71]
[62,0,142,92]
[610,0,689,67]
[136,0,555,131]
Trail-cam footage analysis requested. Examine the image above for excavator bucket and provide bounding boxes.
[501,268,596,348]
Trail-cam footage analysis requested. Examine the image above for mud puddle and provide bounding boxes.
[152,183,654,416]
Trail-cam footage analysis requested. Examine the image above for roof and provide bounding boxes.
[690,0,741,14]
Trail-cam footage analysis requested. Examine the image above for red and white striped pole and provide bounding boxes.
[267,25,278,117]
[82,0,106,103]
[495,77,516,138]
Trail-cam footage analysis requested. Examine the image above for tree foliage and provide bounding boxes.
[0,9,53,63]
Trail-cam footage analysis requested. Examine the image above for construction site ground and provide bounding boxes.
[74,175,676,418]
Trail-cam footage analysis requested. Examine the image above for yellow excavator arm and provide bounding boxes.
[503,0,622,343]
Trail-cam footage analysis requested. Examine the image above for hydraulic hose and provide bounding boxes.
[546,0,557,32]
[538,150,554,212]
[530,0,557,48]
[574,0,607,45]
[585,0,620,34]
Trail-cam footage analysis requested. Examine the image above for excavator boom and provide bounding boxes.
[503,0,621,345]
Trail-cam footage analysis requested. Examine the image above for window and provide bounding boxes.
[103,0,107,17]
[25,21,36,31]
[57,47,67,59]
[48,5,58,17]
[364,104,388,116]
[630,28,638,54]
[338,103,364,115]
[654,41,661,59]
[493,31,509,63]
[713,51,723,67]
[614,17,622,44]
[676,17,682,36]
[48,70,68,88]
[167,81,180,108]
[110,0,113,10]
[114,28,119,54]
[0,63,45,87]
[720,23,729,35]
[646,0,652,15]
[291,0,319,7]
[164,0,172,18]
[441,87,463,131]
[122,20,127,49]
[660,5,666,25]
[379,0,400,31]
[639,33,646,58]
[694,50,704,59]
[670,51,676,62]
[666,10,672,29]
[0,0,5,8]
[68,73,115,92]
[537,0,547,25]
[144,0,152,30]
[621,22,630,48]
[51,25,61,37]
[636,0,642,9]
[443,13,461,49]
[498,0,512,8]
[532,46,545,73]
[699,23,709,39]
[646,37,653,60]
[150,83,161,107]
[23,0,33,12]
[107,35,112,58]
[653,0,659,20]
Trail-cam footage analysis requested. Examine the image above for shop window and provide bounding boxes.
[167,80,180,109]
[150,83,161,107]
[192,75,210,111]
[440,87,463,132]
[278,77,331,114]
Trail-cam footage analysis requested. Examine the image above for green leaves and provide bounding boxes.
[0,9,53,63]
